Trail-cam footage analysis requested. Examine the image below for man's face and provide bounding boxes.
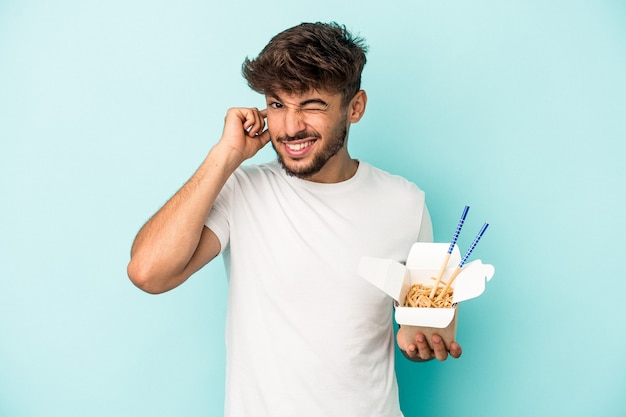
[265,90,351,182]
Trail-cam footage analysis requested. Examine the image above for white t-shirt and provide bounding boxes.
[205,160,432,417]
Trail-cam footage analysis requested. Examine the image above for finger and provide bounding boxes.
[414,333,433,360]
[260,108,267,118]
[240,107,256,128]
[449,342,463,359]
[405,343,419,359]
[243,108,260,136]
[397,328,419,360]
[246,108,266,137]
[431,334,448,361]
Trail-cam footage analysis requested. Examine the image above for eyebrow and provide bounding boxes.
[300,98,329,108]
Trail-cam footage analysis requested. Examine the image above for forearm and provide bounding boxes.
[127,144,243,292]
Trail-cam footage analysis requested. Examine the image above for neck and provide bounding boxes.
[306,150,358,184]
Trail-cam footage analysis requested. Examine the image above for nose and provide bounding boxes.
[283,108,306,137]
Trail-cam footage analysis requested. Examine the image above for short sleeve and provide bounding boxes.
[204,176,234,255]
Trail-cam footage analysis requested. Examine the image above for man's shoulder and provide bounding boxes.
[359,161,424,194]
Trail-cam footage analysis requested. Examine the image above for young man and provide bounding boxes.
[128,22,461,417]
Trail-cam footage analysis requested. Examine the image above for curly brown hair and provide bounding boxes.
[242,22,368,106]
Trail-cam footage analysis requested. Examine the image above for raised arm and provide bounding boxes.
[127,107,270,294]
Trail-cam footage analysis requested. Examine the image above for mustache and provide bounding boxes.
[275,131,321,142]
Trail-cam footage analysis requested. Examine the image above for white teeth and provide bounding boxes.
[286,140,313,151]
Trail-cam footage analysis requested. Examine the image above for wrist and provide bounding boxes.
[205,143,246,175]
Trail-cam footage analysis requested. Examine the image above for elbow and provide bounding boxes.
[127,259,169,295]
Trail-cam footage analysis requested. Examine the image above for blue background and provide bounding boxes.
[1,1,625,416]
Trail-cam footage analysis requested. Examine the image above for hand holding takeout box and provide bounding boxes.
[357,206,495,351]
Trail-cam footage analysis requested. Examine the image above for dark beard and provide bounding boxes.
[272,116,348,179]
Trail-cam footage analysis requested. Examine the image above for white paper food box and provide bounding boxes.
[357,242,495,350]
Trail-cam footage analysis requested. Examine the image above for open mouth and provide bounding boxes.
[283,139,317,157]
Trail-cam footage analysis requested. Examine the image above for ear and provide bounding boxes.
[348,90,367,123]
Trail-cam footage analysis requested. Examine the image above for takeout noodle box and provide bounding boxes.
[357,242,495,351]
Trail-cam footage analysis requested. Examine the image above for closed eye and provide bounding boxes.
[301,99,328,112]
[302,106,326,113]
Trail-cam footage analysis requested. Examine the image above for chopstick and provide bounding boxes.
[437,222,489,300]
[429,205,470,298]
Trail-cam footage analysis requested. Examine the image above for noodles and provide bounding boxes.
[404,281,454,308]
